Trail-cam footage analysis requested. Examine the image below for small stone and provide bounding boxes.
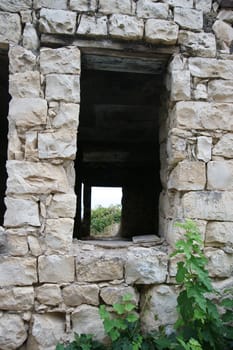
[109,14,144,40]
[137,1,169,19]
[39,8,76,35]
[63,284,99,306]
[28,236,43,256]
[217,10,233,24]
[36,284,62,306]
[170,70,191,101]
[45,74,80,103]
[193,83,208,100]
[38,255,75,283]
[0,314,27,350]
[25,131,38,161]
[34,0,67,9]
[100,285,139,305]
[145,19,179,45]
[207,161,233,190]
[45,218,74,254]
[213,20,233,48]
[7,234,29,256]
[213,134,233,158]
[197,136,212,162]
[163,0,193,7]
[195,0,212,13]
[52,103,79,129]
[0,12,21,44]
[4,198,40,227]
[20,10,32,23]
[9,71,41,98]
[208,79,233,102]
[0,257,37,286]
[77,15,108,37]
[174,7,203,31]
[40,46,80,74]
[23,23,40,51]
[70,0,96,11]
[9,45,37,73]
[47,193,76,218]
[99,0,133,15]
[205,248,233,278]
[178,31,216,57]
[206,221,233,246]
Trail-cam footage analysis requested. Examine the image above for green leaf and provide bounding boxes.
[176,262,187,283]
[113,302,125,315]
[56,344,65,350]
[124,302,136,312]
[122,293,133,302]
[126,313,139,323]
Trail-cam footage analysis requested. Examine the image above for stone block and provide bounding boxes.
[23,23,40,51]
[39,8,76,35]
[0,287,34,311]
[197,136,212,162]
[163,0,193,7]
[99,0,133,15]
[213,20,233,48]
[213,134,233,158]
[40,46,80,74]
[206,222,233,246]
[9,97,47,128]
[168,160,206,191]
[34,0,67,9]
[174,8,203,30]
[63,284,99,306]
[38,255,75,283]
[76,255,124,282]
[172,101,233,131]
[9,71,41,98]
[182,191,233,221]
[9,45,37,73]
[0,314,27,350]
[193,83,208,100]
[45,74,80,103]
[189,58,233,79]
[0,0,31,11]
[208,79,233,102]
[145,19,179,45]
[38,130,77,159]
[137,1,169,19]
[109,14,144,40]
[207,161,233,190]
[100,285,139,305]
[166,131,187,165]
[25,131,38,161]
[4,198,40,227]
[205,248,233,278]
[0,257,37,286]
[7,234,29,256]
[125,247,168,284]
[70,0,96,11]
[217,10,233,24]
[72,305,106,342]
[47,193,76,218]
[0,12,21,44]
[178,31,216,57]
[77,15,108,37]
[7,160,69,194]
[45,218,74,254]
[170,70,191,101]
[195,0,212,13]
[36,284,62,306]
[52,103,79,129]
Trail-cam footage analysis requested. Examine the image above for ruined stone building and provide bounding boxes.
[0,0,233,348]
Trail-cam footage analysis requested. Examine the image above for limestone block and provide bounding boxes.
[63,284,99,306]
[38,130,77,159]
[100,285,139,305]
[20,10,32,23]
[168,160,206,191]
[47,193,76,218]
[213,134,233,158]
[70,0,96,11]
[213,20,233,48]
[163,0,193,7]
[0,0,31,12]
[207,161,233,190]
[25,131,38,161]
[174,8,203,30]
[137,2,169,19]
[7,160,69,194]
[205,248,233,278]
[125,247,168,284]
[45,218,74,254]
[166,132,187,165]
[178,31,216,57]
[9,72,41,98]
[52,103,79,129]
[0,257,37,286]
[34,0,67,9]
[140,285,178,332]
[168,54,189,72]
[36,284,62,306]
[189,58,233,79]
[40,47,80,74]
[7,234,29,256]
[28,236,43,256]
[197,136,212,162]
[208,79,233,102]
[72,305,105,342]
[193,83,208,100]
[0,314,27,350]
[99,0,133,15]
[172,101,233,131]
[9,45,37,73]
[182,191,233,221]
[109,14,144,40]
[23,23,40,51]
[45,74,80,103]
[77,15,108,37]
[159,190,183,219]
[0,12,21,44]
[4,198,40,227]
[39,8,76,35]
[76,255,124,282]
[170,70,191,101]
[38,255,75,283]
[217,10,233,24]
[9,98,47,128]
[0,287,34,311]
[206,222,233,246]
[27,314,65,350]
[145,19,179,45]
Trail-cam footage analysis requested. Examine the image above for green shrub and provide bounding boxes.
[91,205,121,234]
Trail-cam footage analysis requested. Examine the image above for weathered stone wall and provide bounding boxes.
[0,0,233,349]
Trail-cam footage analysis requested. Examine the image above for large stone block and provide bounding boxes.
[9,71,41,98]
[36,284,62,306]
[8,98,47,128]
[47,193,76,218]
[0,12,21,44]
[34,0,67,9]
[208,79,233,102]
[182,191,233,221]
[145,19,178,45]
[0,314,27,350]
[168,160,206,191]
[178,31,216,57]
[0,287,34,311]
[63,284,99,306]
[39,8,76,35]
[40,46,80,74]
[213,20,233,48]
[9,45,37,73]
[172,101,233,131]
[0,257,37,286]
[213,133,233,158]
[207,161,233,190]
[205,248,233,278]
[70,0,96,11]
[7,160,69,194]
[174,8,203,30]
[0,0,31,11]
[4,198,40,227]
[109,14,144,40]
[170,70,191,101]
[100,285,139,305]
[206,222,233,246]
[189,58,233,79]
[77,15,108,37]
[125,247,168,284]
[45,218,74,254]
[38,255,75,283]
[45,74,80,103]
[99,0,133,15]
[137,1,168,19]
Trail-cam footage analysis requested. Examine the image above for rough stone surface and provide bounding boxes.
[6,234,29,256]
[38,255,75,283]
[170,70,191,101]
[197,136,212,162]
[208,79,233,102]
[217,10,233,24]
[109,14,144,40]
[0,0,31,12]
[195,0,212,13]
[174,8,203,31]
[213,20,233,48]
[189,58,233,79]
[164,0,193,7]
[9,72,41,98]
[34,0,67,9]
[206,222,233,246]
[45,218,74,254]
[100,285,139,305]
[52,103,79,129]
[4,198,40,227]
[70,0,96,11]
[40,47,80,74]
[0,257,37,286]
[98,0,133,15]
[47,193,76,218]
[213,134,233,158]
[0,314,27,350]
[207,161,233,190]
[63,284,99,306]
[23,23,40,51]
[0,287,34,311]
[145,19,179,45]
[36,284,62,306]
[205,248,233,278]
[137,2,169,19]
[9,46,37,73]
[39,8,76,34]
[0,12,21,44]
[45,74,80,103]
[77,15,108,37]
[178,31,216,57]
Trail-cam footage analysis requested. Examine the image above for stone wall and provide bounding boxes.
[0,0,233,349]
